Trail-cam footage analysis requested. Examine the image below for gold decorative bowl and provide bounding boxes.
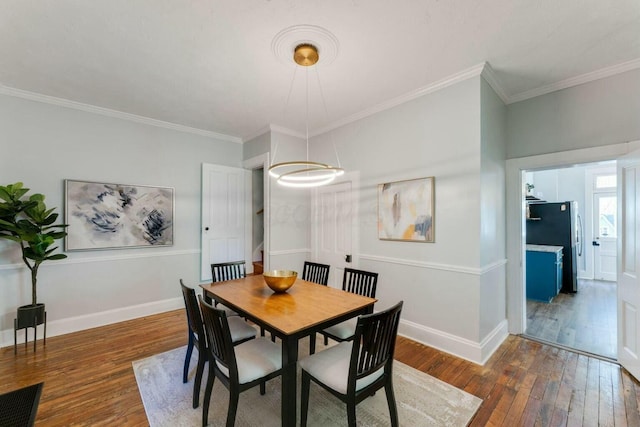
[263,270,298,293]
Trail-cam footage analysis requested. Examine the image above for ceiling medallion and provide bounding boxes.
[271,25,339,67]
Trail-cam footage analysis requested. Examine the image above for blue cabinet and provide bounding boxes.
[526,245,563,303]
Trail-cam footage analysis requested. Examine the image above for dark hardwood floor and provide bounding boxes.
[526,279,617,359]
[2,308,639,426]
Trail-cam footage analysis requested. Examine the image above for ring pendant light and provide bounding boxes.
[268,43,344,188]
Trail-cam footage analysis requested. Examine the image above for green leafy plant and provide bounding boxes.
[0,182,68,306]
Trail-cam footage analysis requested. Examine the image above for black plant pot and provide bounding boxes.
[16,303,46,329]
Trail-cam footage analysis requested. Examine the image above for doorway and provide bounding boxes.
[243,153,270,274]
[523,162,617,359]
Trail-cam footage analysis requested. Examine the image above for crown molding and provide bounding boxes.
[243,124,305,142]
[268,124,305,139]
[242,125,272,142]
[480,62,509,104]
[507,58,640,104]
[0,84,242,143]
[310,62,488,136]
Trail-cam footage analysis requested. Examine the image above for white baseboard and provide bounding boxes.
[398,319,509,365]
[1,297,183,349]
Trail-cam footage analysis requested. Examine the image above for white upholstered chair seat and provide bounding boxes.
[216,337,282,384]
[298,342,384,395]
[322,318,357,340]
[227,316,257,343]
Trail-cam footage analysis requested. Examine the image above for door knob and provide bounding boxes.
[204,227,209,231]
[345,254,352,263]
[592,240,600,246]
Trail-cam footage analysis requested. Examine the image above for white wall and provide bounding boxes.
[310,74,508,363]
[0,93,242,347]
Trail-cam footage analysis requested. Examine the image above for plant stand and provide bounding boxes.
[14,304,46,354]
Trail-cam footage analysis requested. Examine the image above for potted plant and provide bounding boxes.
[0,182,67,332]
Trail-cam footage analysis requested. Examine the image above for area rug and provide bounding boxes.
[133,338,481,426]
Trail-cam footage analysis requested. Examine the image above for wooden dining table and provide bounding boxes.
[200,274,377,427]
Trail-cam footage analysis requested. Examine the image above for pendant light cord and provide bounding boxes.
[305,66,310,163]
[313,66,342,168]
[272,66,300,166]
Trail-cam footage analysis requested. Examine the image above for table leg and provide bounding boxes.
[281,336,298,427]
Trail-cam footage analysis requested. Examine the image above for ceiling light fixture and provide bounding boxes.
[269,43,344,188]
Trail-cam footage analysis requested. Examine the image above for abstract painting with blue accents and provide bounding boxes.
[65,180,174,250]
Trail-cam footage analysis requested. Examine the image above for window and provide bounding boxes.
[595,174,616,189]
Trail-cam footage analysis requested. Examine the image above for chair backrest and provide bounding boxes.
[211,261,246,283]
[180,279,205,339]
[198,295,238,379]
[0,381,44,427]
[342,268,378,298]
[302,261,330,286]
[348,301,403,389]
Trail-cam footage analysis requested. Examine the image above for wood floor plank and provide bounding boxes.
[583,358,601,425]
[611,363,629,426]
[599,360,615,427]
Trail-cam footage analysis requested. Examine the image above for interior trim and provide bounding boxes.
[0,249,200,271]
[505,141,635,335]
[269,248,311,256]
[0,297,183,350]
[398,318,509,365]
[0,84,242,143]
[507,58,640,104]
[359,253,506,276]
[310,62,488,137]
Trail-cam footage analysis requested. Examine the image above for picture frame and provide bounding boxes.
[65,179,174,251]
[378,176,435,242]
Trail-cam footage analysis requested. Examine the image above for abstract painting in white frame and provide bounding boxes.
[378,176,434,242]
[65,180,174,251]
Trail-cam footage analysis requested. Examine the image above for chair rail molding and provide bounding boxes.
[0,249,200,271]
[359,253,506,276]
[269,248,311,256]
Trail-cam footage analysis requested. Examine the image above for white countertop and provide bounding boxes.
[526,244,563,253]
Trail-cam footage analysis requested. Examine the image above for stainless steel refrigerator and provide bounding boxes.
[526,201,581,293]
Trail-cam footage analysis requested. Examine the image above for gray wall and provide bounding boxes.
[479,77,507,339]
[0,93,242,344]
[507,69,640,159]
[310,74,508,361]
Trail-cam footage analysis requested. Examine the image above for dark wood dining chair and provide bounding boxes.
[302,261,330,286]
[299,301,403,427]
[211,260,247,282]
[198,295,284,427]
[204,260,247,315]
[0,381,44,427]
[310,267,379,354]
[180,280,256,409]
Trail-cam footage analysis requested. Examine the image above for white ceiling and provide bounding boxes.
[1,0,639,141]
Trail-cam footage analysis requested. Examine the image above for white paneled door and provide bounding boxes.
[201,164,250,282]
[594,192,617,281]
[314,181,353,288]
[618,149,640,380]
